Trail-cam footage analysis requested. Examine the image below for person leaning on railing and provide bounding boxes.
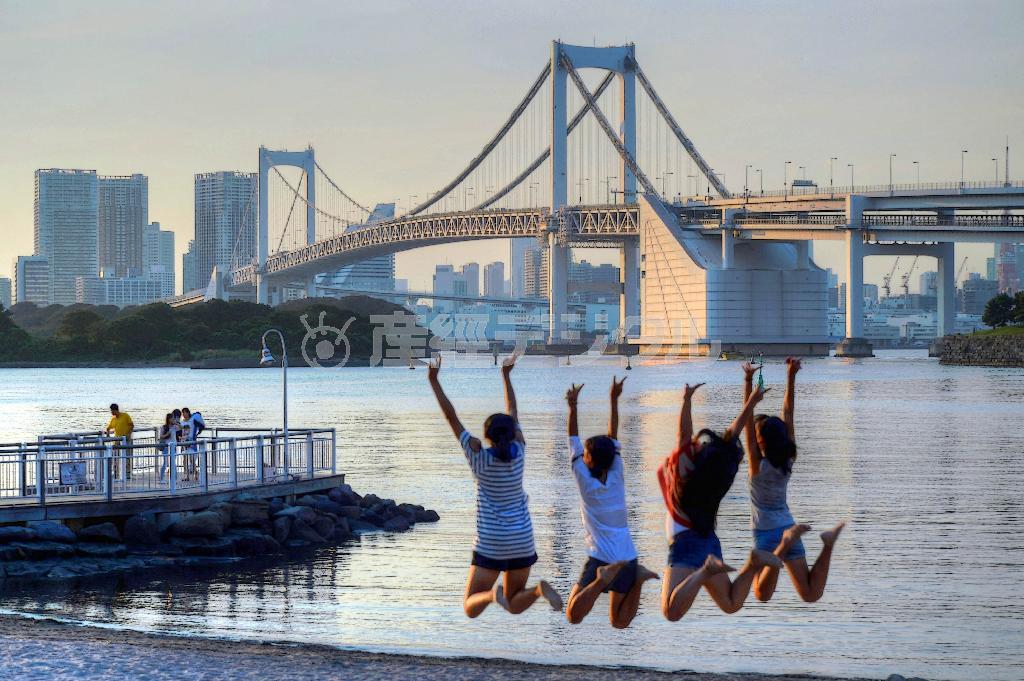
[105,403,134,480]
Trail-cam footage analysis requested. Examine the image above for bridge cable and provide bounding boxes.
[475,72,616,211]
[314,160,372,215]
[561,55,659,197]
[269,164,359,230]
[408,60,552,216]
[275,170,306,254]
[634,65,731,198]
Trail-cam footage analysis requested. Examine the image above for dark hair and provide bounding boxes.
[172,409,182,418]
[754,415,796,475]
[181,407,191,416]
[110,403,119,411]
[483,413,518,462]
[584,435,618,476]
[678,429,743,536]
[164,413,173,426]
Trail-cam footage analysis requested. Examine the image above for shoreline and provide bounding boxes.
[0,613,870,681]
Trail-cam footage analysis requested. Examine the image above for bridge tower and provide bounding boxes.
[549,41,639,342]
[257,146,317,304]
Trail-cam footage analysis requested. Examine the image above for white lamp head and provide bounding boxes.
[259,346,275,366]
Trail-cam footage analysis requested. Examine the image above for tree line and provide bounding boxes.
[982,291,1024,329]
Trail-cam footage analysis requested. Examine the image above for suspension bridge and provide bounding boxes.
[176,41,1024,357]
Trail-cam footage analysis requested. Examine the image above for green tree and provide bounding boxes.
[1014,291,1024,326]
[56,309,105,343]
[983,293,1014,328]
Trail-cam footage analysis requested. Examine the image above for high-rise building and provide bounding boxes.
[959,273,999,315]
[461,262,480,298]
[35,169,99,305]
[15,255,51,305]
[76,274,164,308]
[510,239,535,298]
[194,171,256,289]
[0,277,11,309]
[919,271,938,296]
[522,248,549,299]
[319,204,396,293]
[182,240,198,293]
[995,242,1020,293]
[98,174,148,277]
[986,257,996,281]
[142,221,175,298]
[483,261,505,298]
[569,259,620,304]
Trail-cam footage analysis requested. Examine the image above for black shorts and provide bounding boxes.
[471,551,538,572]
[577,556,638,594]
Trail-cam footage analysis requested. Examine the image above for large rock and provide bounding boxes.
[297,495,346,516]
[78,522,121,543]
[208,502,234,528]
[416,509,440,523]
[28,521,76,543]
[124,514,160,545]
[0,546,25,561]
[231,500,270,526]
[76,542,127,558]
[333,506,363,520]
[359,493,381,509]
[0,526,37,543]
[3,560,56,579]
[348,520,383,535]
[288,518,326,544]
[273,516,292,545]
[328,484,360,506]
[273,505,318,525]
[171,536,234,557]
[224,530,281,557]
[9,541,76,560]
[170,511,224,538]
[382,516,411,532]
[268,498,287,516]
[311,515,335,540]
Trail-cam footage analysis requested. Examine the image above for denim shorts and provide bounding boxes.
[667,530,722,569]
[753,525,806,561]
[471,551,538,572]
[577,557,638,594]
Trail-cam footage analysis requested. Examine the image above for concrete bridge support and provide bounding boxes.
[257,147,317,305]
[619,242,640,336]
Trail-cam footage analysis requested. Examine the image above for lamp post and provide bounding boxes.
[260,329,288,466]
[912,161,919,186]
[784,161,792,198]
[889,154,896,194]
[829,157,838,196]
[848,163,854,189]
[756,168,763,195]
[960,149,968,191]
[603,175,617,203]
[687,174,697,198]
[799,165,806,180]
[744,164,752,198]
[992,157,999,185]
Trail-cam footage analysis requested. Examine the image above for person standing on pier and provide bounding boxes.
[659,379,782,622]
[105,403,134,479]
[427,353,563,618]
[564,377,659,628]
[743,358,846,603]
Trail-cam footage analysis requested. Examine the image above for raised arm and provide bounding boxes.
[724,383,769,443]
[678,383,705,450]
[782,357,800,441]
[566,383,583,437]
[427,357,466,440]
[742,362,763,476]
[501,352,521,423]
[608,376,625,439]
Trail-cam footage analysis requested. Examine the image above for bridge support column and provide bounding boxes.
[937,242,956,336]
[835,230,874,358]
[721,229,735,269]
[619,242,640,336]
[548,234,569,342]
[794,241,810,270]
[257,275,269,305]
[305,276,317,299]
[619,51,637,203]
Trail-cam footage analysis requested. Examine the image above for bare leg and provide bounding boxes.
[787,521,846,602]
[754,524,811,602]
[566,561,627,624]
[502,567,563,615]
[705,550,782,614]
[463,565,501,618]
[662,556,734,622]
[610,564,659,629]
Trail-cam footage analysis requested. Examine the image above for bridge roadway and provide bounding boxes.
[229,185,1024,289]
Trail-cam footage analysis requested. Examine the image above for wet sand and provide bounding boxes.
[0,615,868,681]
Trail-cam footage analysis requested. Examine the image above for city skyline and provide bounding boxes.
[2,2,1023,294]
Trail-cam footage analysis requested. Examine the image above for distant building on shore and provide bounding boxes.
[194,171,257,291]
[0,277,11,309]
[319,204,396,294]
[143,221,175,298]
[35,169,99,305]
[75,274,165,308]
[98,174,148,278]
[483,261,505,298]
[15,255,51,305]
[182,239,198,294]
[959,273,999,315]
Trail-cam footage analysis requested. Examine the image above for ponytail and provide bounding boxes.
[484,413,519,462]
[755,415,795,475]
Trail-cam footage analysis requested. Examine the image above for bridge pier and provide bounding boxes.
[835,229,874,357]
[620,241,640,336]
[937,241,956,336]
[257,275,269,306]
[548,233,570,341]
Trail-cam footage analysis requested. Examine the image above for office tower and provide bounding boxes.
[98,174,148,277]
[461,262,480,298]
[483,261,505,297]
[319,204,396,293]
[985,257,996,281]
[194,171,257,288]
[0,277,11,309]
[432,264,469,296]
[15,255,51,305]
[77,275,164,308]
[959,274,999,315]
[863,283,879,305]
[510,238,534,298]
[995,243,1019,293]
[522,248,549,299]
[142,221,176,298]
[182,240,198,293]
[918,271,938,296]
[34,169,98,305]
[569,259,620,303]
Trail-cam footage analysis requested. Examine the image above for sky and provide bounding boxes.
[1,0,1022,293]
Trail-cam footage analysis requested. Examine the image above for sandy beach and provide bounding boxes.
[0,615,868,681]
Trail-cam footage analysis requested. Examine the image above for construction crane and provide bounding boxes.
[882,256,901,298]
[955,256,969,284]
[901,255,920,297]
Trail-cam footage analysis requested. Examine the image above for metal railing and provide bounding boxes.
[861,214,1024,227]
[729,180,1024,199]
[735,213,848,226]
[0,428,336,506]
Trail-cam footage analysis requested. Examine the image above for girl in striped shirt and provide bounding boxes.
[428,353,563,618]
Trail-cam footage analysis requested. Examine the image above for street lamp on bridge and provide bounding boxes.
[784,161,792,199]
[829,157,838,197]
[756,168,763,196]
[602,175,617,203]
[889,154,896,195]
[992,157,999,185]
[744,164,752,198]
[912,161,920,186]
[960,149,968,192]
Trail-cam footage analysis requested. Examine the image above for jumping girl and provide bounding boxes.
[564,377,659,628]
[427,353,563,618]
[744,357,846,603]
[659,375,783,622]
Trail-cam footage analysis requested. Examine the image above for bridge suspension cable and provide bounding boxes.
[562,55,659,197]
[474,71,616,211]
[635,65,731,198]
[408,60,552,216]
[314,160,372,215]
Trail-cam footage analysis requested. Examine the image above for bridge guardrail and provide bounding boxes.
[861,214,1024,227]
[731,180,1024,199]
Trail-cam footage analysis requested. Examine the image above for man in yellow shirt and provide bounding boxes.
[106,403,134,478]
